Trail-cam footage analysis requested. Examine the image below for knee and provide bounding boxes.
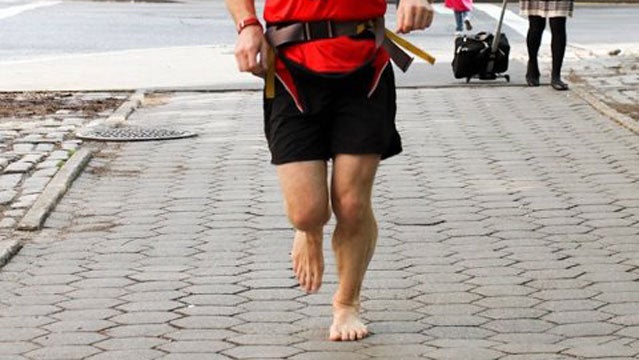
[332,192,369,227]
[287,200,330,231]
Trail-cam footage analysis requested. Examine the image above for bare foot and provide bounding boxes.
[291,230,324,293]
[329,301,368,341]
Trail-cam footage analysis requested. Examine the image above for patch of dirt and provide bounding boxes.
[0,92,127,118]
[608,103,639,122]
[143,92,172,107]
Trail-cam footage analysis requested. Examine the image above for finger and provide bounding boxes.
[250,64,265,78]
[403,7,415,33]
[416,7,428,29]
[245,52,258,73]
[395,6,405,33]
[424,10,435,28]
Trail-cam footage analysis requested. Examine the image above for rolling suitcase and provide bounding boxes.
[452,0,511,82]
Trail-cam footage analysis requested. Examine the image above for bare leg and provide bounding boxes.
[329,154,380,341]
[276,160,331,293]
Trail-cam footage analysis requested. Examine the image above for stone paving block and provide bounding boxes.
[104,324,174,338]
[163,329,236,341]
[85,349,165,360]
[94,337,166,351]
[24,345,101,360]
[116,301,183,312]
[34,332,106,347]
[0,315,56,328]
[223,345,301,359]
[616,326,639,338]
[424,326,495,339]
[499,355,573,360]
[0,341,39,355]
[424,347,504,360]
[237,311,304,323]
[358,344,435,357]
[156,340,233,353]
[483,319,555,333]
[550,322,622,337]
[159,355,232,360]
[231,322,303,335]
[563,345,639,358]
[170,315,243,329]
[178,305,244,317]
[109,311,181,325]
[423,315,488,327]
[414,292,482,305]
[474,296,541,309]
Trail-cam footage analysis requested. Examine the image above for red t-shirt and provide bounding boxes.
[264,0,388,73]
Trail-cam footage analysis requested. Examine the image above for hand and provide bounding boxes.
[395,0,434,34]
[234,25,268,77]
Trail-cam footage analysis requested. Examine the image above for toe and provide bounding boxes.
[348,329,357,341]
[297,270,306,287]
[356,327,368,340]
[303,273,312,292]
[329,327,340,341]
[310,273,321,293]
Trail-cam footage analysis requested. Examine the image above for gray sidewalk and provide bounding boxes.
[1,81,638,359]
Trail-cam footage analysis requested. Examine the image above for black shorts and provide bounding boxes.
[263,63,402,165]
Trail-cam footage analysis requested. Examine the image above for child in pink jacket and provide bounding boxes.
[445,0,473,35]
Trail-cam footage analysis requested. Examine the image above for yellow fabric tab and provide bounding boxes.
[384,29,436,65]
[356,23,366,34]
[265,47,276,99]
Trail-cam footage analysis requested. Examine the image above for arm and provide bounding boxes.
[225,0,267,76]
[395,0,435,34]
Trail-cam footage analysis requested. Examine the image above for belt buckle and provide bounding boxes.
[304,21,334,40]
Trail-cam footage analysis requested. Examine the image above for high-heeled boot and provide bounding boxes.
[525,60,540,87]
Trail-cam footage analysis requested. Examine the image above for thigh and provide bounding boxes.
[331,154,380,205]
[548,16,566,34]
[277,160,330,217]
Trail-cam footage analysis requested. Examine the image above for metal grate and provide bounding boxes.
[76,126,197,141]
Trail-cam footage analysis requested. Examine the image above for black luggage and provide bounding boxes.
[451,0,511,82]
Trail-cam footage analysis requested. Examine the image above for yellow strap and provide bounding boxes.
[265,47,276,99]
[384,29,436,65]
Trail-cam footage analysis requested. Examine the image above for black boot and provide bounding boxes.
[525,61,540,87]
[551,77,569,91]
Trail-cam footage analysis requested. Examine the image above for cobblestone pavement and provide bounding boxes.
[0,92,128,236]
[568,51,639,124]
[0,82,638,359]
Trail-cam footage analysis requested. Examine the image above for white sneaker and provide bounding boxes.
[454,31,463,37]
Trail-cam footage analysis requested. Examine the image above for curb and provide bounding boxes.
[0,239,22,268]
[17,148,93,231]
[84,89,145,129]
[571,85,639,135]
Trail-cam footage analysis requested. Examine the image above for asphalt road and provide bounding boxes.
[1,0,638,61]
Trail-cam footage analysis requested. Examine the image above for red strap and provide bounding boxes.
[237,16,263,34]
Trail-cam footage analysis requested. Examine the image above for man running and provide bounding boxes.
[225,0,433,341]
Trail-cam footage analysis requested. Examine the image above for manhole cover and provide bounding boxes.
[76,126,197,141]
